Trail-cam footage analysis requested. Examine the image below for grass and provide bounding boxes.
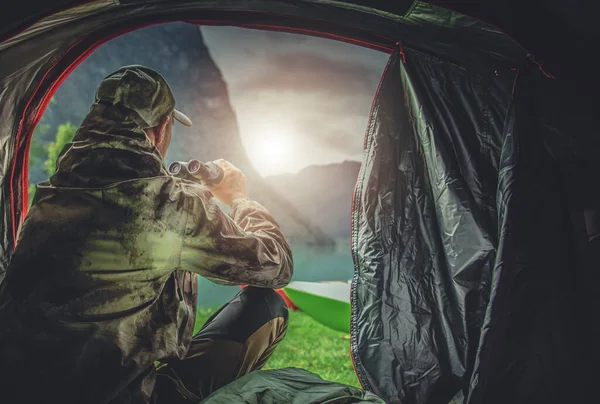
[194,307,361,388]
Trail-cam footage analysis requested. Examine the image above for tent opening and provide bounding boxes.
[25,21,390,388]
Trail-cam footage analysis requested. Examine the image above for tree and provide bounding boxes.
[28,122,77,207]
[28,97,57,207]
[43,122,78,176]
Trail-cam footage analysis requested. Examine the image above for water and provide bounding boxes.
[197,238,354,307]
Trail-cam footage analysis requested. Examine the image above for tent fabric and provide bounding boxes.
[201,367,386,403]
[0,1,527,64]
[350,42,597,403]
[463,63,578,404]
[350,46,513,403]
[464,64,598,404]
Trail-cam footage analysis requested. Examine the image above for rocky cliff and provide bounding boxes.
[34,22,333,247]
[264,160,361,237]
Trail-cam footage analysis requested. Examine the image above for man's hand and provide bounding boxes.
[205,159,248,206]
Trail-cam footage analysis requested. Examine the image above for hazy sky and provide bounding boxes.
[201,26,389,176]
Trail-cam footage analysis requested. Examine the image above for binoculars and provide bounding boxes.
[168,159,224,186]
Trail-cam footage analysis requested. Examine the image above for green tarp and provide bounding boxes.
[202,368,385,404]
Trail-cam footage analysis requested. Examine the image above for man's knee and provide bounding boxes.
[242,286,288,323]
[237,288,288,371]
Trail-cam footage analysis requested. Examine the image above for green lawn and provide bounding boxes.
[194,307,361,388]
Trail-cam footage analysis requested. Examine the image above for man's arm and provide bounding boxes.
[179,160,293,288]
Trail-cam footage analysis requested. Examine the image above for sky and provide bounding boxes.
[201,26,389,176]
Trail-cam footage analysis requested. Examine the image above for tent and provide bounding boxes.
[0,1,597,403]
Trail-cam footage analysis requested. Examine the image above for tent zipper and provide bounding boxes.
[349,43,398,393]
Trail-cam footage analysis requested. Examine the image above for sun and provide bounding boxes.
[260,134,287,157]
[246,123,295,176]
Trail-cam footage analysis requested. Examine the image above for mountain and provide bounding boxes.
[30,22,334,247]
[264,160,362,237]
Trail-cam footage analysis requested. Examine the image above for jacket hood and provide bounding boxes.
[48,102,170,189]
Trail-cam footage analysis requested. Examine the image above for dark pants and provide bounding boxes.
[152,287,288,403]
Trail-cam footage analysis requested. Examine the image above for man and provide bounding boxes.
[0,65,293,403]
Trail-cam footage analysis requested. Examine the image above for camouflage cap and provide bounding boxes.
[95,65,192,129]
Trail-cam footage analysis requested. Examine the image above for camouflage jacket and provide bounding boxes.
[0,103,293,403]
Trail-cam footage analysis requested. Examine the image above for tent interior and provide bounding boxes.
[0,1,598,403]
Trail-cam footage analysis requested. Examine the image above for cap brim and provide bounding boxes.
[173,109,193,127]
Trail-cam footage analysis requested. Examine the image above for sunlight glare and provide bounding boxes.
[248,123,295,176]
[261,134,286,157]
